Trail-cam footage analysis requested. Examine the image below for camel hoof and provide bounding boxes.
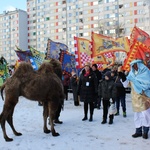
[5,137,13,142]
[52,132,60,136]
[44,129,51,134]
[16,132,22,136]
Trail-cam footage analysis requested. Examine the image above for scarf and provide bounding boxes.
[127,60,150,97]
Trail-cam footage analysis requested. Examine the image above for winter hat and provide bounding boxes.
[105,71,111,79]
[84,62,91,67]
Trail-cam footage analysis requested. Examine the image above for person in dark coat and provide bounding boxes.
[92,64,102,109]
[70,71,80,106]
[77,62,98,122]
[98,71,117,124]
[111,70,127,117]
[62,72,70,100]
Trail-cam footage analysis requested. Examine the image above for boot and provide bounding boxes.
[143,133,148,139]
[132,127,142,138]
[109,115,114,124]
[82,116,87,121]
[54,119,63,124]
[143,126,149,139]
[101,119,107,124]
[123,112,126,117]
[89,115,93,122]
[132,133,142,138]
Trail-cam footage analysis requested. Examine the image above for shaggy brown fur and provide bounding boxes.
[0,61,64,142]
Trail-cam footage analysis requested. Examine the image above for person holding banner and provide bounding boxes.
[118,59,150,139]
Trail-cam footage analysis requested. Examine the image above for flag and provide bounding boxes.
[30,46,45,68]
[74,36,92,68]
[15,47,38,70]
[15,50,32,62]
[123,41,150,71]
[46,39,68,59]
[59,50,76,76]
[130,26,150,47]
[0,57,10,81]
[91,32,129,58]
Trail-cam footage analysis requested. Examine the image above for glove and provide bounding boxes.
[118,72,126,82]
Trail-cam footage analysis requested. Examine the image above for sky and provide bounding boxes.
[0,93,149,150]
[0,0,26,14]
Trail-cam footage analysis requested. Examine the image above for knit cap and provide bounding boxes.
[105,71,111,79]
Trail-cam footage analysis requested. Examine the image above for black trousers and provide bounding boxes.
[102,99,110,120]
[64,86,69,100]
[84,102,94,117]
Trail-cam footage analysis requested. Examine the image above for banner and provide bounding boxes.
[46,39,68,59]
[74,36,92,68]
[59,50,76,76]
[130,26,150,47]
[91,32,129,58]
[123,42,150,71]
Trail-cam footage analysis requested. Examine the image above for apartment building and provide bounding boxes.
[0,9,28,64]
[0,0,149,65]
[27,0,150,54]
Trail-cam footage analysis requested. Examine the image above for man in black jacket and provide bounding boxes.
[92,64,102,109]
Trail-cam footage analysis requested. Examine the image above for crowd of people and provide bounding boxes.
[58,59,150,140]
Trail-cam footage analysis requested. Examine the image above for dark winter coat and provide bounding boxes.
[93,69,102,82]
[63,74,70,86]
[98,78,117,100]
[70,75,78,103]
[114,75,126,97]
[77,68,98,103]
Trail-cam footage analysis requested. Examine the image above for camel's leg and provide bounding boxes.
[48,102,59,136]
[0,112,13,142]
[43,102,50,133]
[0,96,20,142]
[0,105,14,142]
[7,108,22,136]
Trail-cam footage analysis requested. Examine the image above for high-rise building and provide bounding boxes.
[0,9,28,64]
[27,0,150,54]
[0,0,150,65]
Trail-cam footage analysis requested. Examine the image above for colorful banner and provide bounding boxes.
[0,57,10,81]
[123,42,150,71]
[74,36,92,68]
[59,50,76,76]
[91,32,129,58]
[46,39,68,59]
[130,26,150,47]
[30,46,45,68]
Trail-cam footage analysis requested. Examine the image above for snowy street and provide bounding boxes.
[0,93,149,150]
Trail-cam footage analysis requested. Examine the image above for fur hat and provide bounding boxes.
[105,71,111,79]
[84,62,91,67]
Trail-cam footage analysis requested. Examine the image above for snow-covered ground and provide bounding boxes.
[0,93,149,150]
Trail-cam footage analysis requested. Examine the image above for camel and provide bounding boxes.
[0,60,64,142]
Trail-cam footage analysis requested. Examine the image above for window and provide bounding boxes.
[79,33,83,37]
[46,17,50,21]
[33,32,36,35]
